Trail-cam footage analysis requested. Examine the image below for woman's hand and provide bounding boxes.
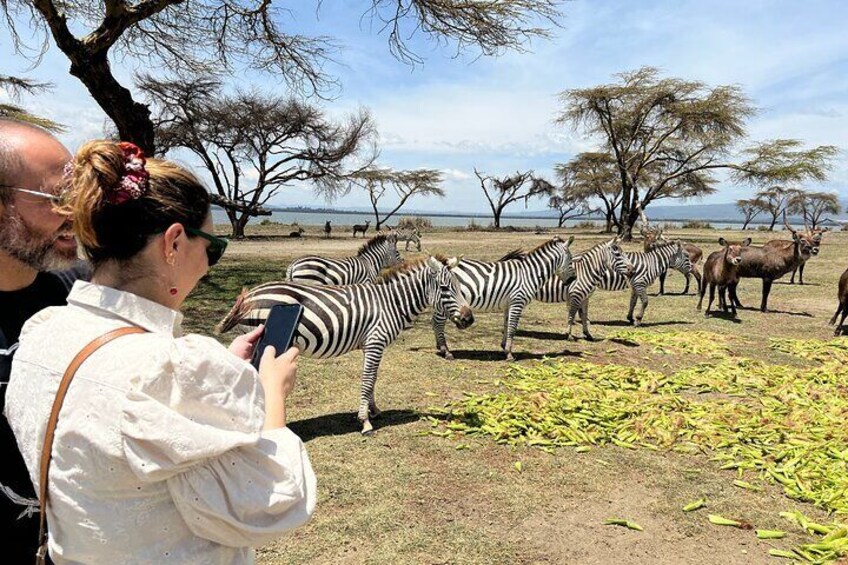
[258,345,300,430]
[228,324,264,361]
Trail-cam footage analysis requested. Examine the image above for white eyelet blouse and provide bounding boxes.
[5,281,316,564]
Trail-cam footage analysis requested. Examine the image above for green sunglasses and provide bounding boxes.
[185,227,228,266]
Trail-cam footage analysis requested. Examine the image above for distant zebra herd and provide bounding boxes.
[218,215,842,434]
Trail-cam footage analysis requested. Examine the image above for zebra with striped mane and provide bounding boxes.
[286,232,402,285]
[392,226,422,251]
[433,236,577,361]
[500,239,633,341]
[217,256,474,435]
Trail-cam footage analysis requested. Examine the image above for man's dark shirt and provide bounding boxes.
[0,263,89,564]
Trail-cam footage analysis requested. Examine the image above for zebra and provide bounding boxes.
[502,238,633,341]
[548,240,686,337]
[286,232,402,285]
[216,255,474,435]
[433,236,577,361]
[393,225,422,251]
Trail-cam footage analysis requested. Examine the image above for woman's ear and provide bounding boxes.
[162,223,186,261]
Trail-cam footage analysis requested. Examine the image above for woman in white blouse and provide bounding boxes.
[5,140,316,564]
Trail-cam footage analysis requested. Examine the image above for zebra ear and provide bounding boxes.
[426,256,444,271]
[446,256,460,268]
[566,235,575,247]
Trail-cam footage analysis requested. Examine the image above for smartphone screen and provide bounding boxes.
[250,304,304,369]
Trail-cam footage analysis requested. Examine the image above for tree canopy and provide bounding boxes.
[142,77,376,237]
[556,67,838,239]
[2,0,563,152]
[350,167,445,229]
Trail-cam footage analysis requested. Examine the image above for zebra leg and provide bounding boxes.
[502,301,528,361]
[358,343,385,435]
[566,301,578,341]
[659,270,667,295]
[627,288,638,324]
[580,299,594,340]
[682,272,691,295]
[432,312,453,360]
[634,285,648,326]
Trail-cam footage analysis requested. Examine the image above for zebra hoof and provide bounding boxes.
[505,353,515,362]
[361,420,374,436]
[442,351,454,361]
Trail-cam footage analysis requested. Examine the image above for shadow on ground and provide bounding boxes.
[290,409,422,442]
[445,349,583,362]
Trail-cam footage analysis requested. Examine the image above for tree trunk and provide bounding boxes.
[492,208,502,229]
[620,206,640,241]
[769,214,778,231]
[232,214,250,239]
[742,218,751,230]
[68,52,156,153]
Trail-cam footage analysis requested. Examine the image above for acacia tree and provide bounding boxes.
[350,167,444,229]
[141,77,376,238]
[476,169,555,228]
[754,186,801,231]
[2,0,561,153]
[0,76,64,131]
[789,190,841,229]
[556,152,622,233]
[557,67,838,239]
[549,163,597,227]
[736,197,765,230]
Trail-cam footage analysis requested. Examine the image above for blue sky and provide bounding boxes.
[2,0,847,213]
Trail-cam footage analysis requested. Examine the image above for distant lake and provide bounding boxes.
[212,209,757,230]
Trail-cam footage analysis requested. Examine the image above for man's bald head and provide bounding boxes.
[0,119,71,205]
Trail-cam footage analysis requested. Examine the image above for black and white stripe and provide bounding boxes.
[217,256,474,435]
[433,236,576,361]
[286,233,402,285]
[393,226,422,251]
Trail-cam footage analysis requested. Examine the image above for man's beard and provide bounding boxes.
[0,206,78,271]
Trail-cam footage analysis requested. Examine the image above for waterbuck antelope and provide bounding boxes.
[353,221,371,237]
[638,205,702,294]
[763,226,828,285]
[698,237,751,318]
[830,266,848,336]
[727,216,815,312]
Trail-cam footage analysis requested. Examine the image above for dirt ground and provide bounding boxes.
[191,222,848,565]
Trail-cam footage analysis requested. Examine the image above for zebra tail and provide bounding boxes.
[216,288,252,334]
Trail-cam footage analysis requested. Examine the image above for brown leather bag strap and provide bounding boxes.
[36,326,147,561]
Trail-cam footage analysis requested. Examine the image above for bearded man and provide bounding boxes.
[0,119,87,562]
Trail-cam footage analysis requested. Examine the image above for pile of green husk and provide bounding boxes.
[607,329,735,358]
[430,331,848,563]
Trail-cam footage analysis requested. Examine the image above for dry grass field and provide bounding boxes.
[185,223,848,565]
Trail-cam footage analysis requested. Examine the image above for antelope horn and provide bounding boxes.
[783,211,796,234]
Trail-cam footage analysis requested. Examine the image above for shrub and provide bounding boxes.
[575,220,597,230]
[681,220,712,229]
[757,225,771,232]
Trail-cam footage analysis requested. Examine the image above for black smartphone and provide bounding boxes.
[250,304,304,369]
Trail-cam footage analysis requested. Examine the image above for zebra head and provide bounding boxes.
[552,235,577,287]
[427,256,474,329]
[608,237,634,278]
[669,240,693,272]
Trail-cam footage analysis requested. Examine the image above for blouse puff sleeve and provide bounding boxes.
[120,333,316,548]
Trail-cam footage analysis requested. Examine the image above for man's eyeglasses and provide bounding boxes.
[0,186,62,205]
[185,227,228,267]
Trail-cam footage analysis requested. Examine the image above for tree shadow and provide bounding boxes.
[289,409,422,442]
[607,338,640,347]
[515,329,571,341]
[774,281,820,287]
[593,320,694,328]
[445,349,583,362]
